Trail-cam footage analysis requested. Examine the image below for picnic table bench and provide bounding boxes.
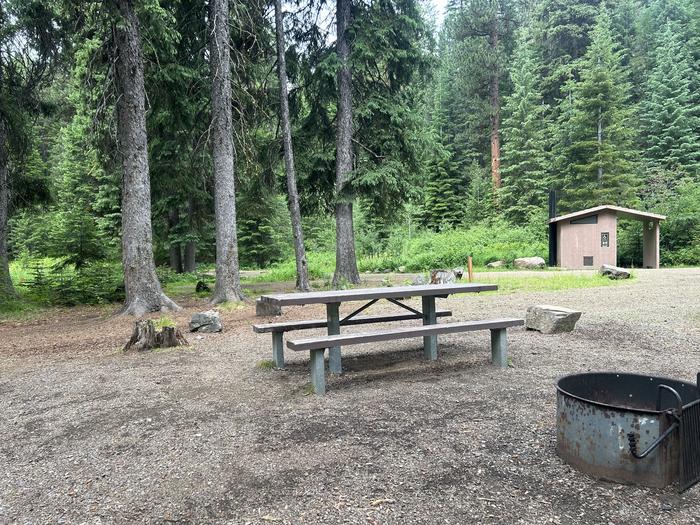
[254,283,523,394]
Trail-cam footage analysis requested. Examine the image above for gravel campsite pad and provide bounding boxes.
[1,269,700,524]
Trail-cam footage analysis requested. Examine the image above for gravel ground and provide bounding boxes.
[1,268,699,524]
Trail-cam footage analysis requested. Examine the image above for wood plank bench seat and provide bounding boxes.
[286,318,524,394]
[253,310,452,369]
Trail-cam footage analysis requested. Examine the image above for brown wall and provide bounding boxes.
[557,211,617,269]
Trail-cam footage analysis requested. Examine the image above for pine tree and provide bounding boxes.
[531,0,600,106]
[553,5,639,212]
[500,28,550,223]
[639,22,700,176]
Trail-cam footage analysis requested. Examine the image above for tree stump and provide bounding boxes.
[123,320,189,351]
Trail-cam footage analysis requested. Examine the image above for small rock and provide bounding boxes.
[487,260,505,268]
[189,310,222,333]
[195,280,210,293]
[256,298,281,317]
[452,267,465,279]
[412,274,427,286]
[600,264,631,280]
[397,266,406,273]
[430,269,457,284]
[382,268,392,273]
[526,305,582,334]
[513,256,546,269]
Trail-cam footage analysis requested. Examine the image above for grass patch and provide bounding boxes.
[256,359,276,370]
[472,272,628,294]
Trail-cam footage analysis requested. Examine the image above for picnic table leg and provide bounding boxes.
[327,302,342,374]
[310,349,326,394]
[490,328,507,368]
[272,332,285,369]
[421,296,437,360]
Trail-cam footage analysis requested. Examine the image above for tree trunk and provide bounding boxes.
[0,117,16,298]
[184,240,196,273]
[274,0,310,292]
[209,0,244,303]
[489,18,501,193]
[113,0,179,316]
[597,107,603,181]
[183,198,196,272]
[167,207,183,273]
[123,320,188,352]
[332,0,360,287]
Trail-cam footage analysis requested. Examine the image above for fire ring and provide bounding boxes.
[556,372,700,491]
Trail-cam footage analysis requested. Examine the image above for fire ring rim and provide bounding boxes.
[555,371,696,416]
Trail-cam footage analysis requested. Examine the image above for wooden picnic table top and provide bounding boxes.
[259,283,498,306]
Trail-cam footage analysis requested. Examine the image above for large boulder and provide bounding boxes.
[600,264,631,280]
[189,310,223,333]
[487,260,505,269]
[526,305,582,334]
[256,298,282,317]
[513,256,546,269]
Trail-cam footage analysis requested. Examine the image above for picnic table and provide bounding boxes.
[256,283,523,393]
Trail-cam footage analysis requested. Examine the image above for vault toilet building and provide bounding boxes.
[548,205,666,269]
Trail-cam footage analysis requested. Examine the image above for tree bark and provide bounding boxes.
[0,117,16,298]
[274,0,310,292]
[209,0,244,303]
[167,207,183,273]
[332,0,360,287]
[113,0,179,316]
[183,198,196,273]
[184,240,196,273]
[489,17,501,193]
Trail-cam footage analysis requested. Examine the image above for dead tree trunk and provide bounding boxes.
[113,0,179,316]
[209,0,244,303]
[332,0,360,287]
[274,0,310,292]
[183,198,197,273]
[489,17,501,194]
[0,117,15,298]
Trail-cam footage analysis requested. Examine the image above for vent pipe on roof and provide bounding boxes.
[548,190,557,267]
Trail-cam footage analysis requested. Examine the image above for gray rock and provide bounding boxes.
[526,305,582,334]
[189,310,222,333]
[256,298,282,317]
[397,266,406,273]
[452,267,465,279]
[514,256,546,269]
[412,274,427,286]
[600,264,631,280]
[487,260,505,269]
[430,269,456,284]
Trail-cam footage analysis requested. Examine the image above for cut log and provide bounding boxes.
[124,320,189,351]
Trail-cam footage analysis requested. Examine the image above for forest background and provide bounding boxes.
[1,0,699,310]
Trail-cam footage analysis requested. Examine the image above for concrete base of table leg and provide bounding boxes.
[272,332,284,369]
[310,349,326,395]
[490,328,507,368]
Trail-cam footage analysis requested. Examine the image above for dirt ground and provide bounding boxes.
[1,268,700,524]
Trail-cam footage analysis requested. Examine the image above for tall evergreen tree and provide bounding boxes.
[531,0,599,106]
[500,27,550,223]
[332,0,361,286]
[210,0,245,303]
[553,5,639,212]
[111,0,179,315]
[274,0,310,291]
[639,22,700,176]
